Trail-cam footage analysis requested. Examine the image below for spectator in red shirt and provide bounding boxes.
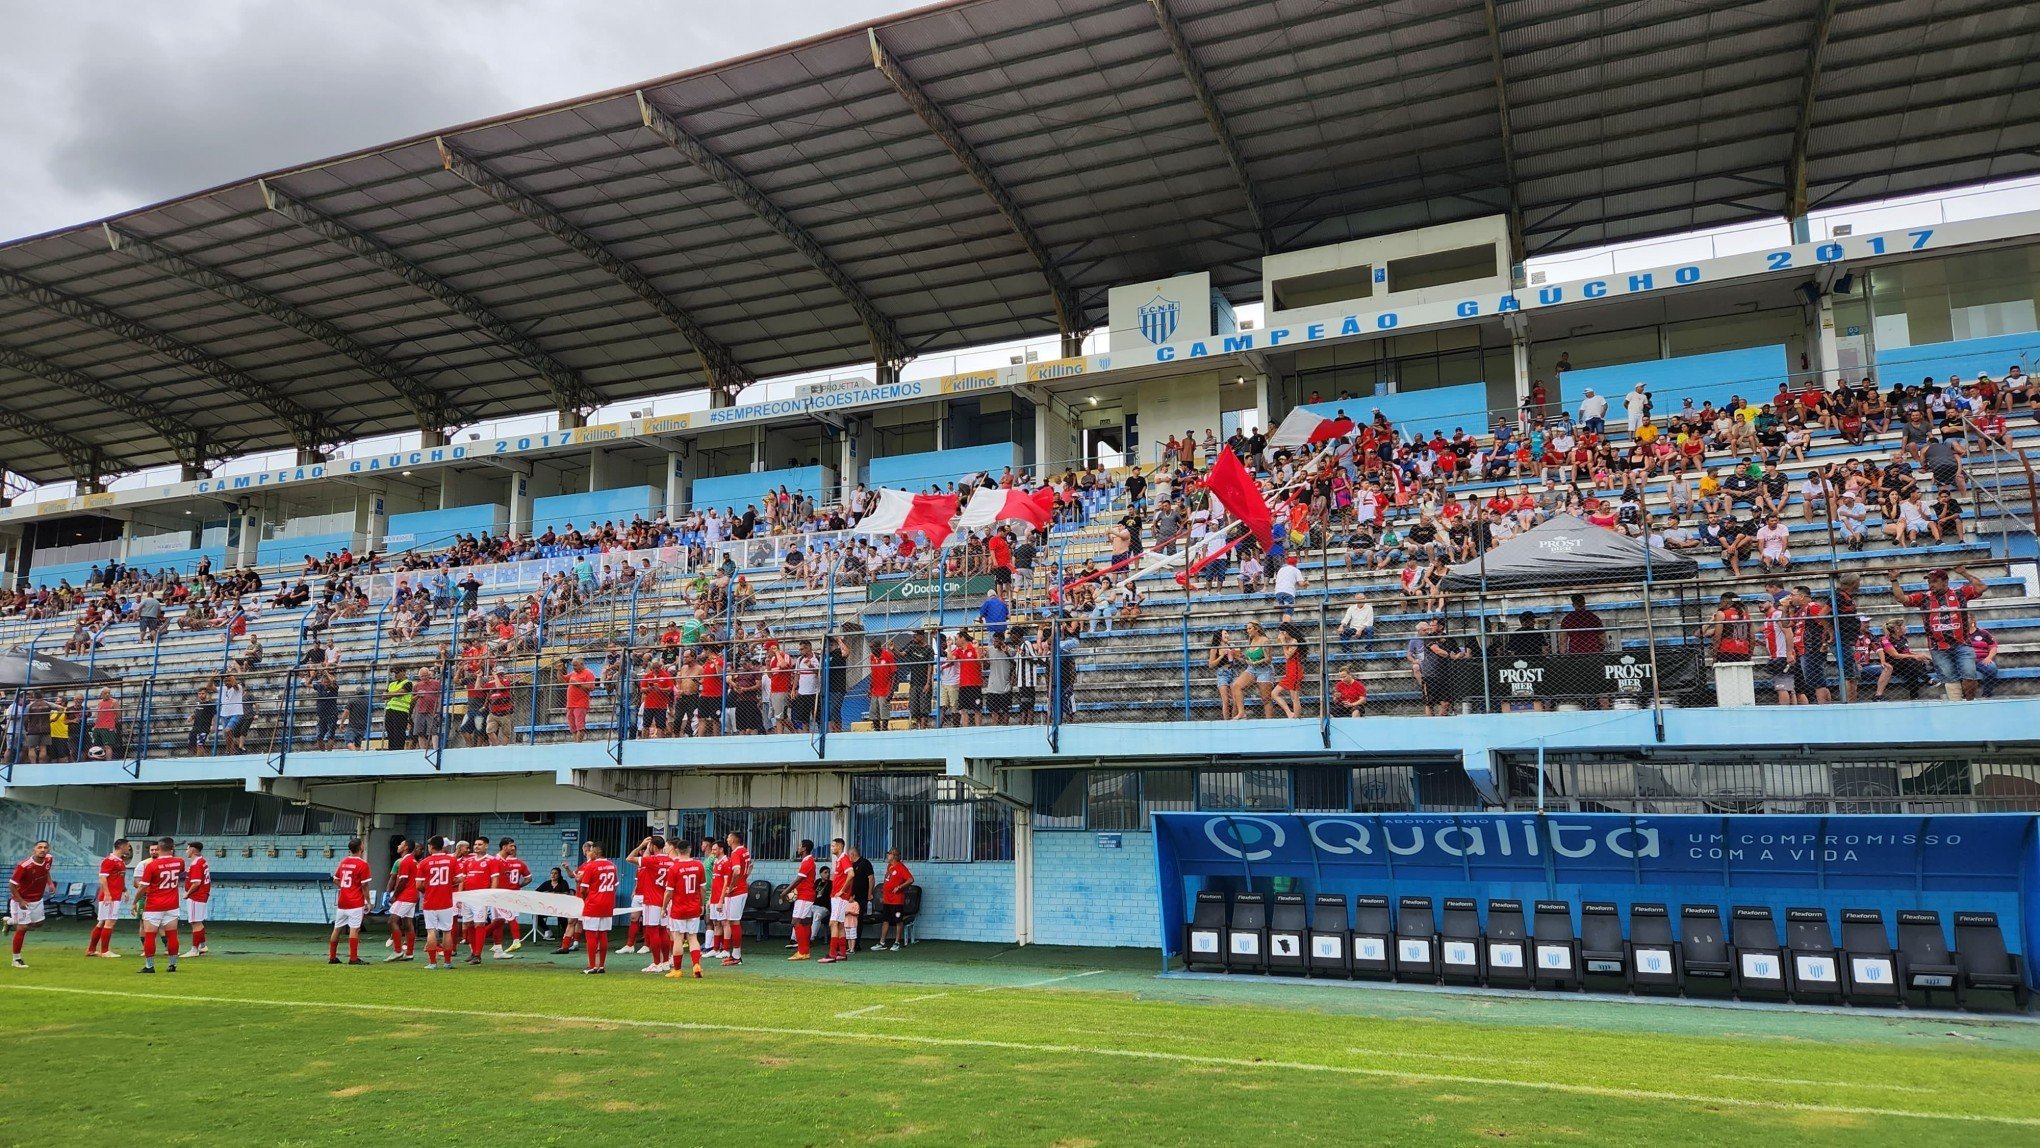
[1333,667,1367,717]
[867,641,899,731]
[1558,594,1605,654]
[874,849,914,951]
[1889,565,1985,699]
[561,658,597,742]
[639,658,674,738]
[950,629,985,727]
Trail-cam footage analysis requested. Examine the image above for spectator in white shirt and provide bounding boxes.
[1578,390,1608,434]
[1836,491,1869,550]
[1622,384,1652,433]
[1272,555,1305,620]
[1336,593,1375,651]
[1755,514,1791,570]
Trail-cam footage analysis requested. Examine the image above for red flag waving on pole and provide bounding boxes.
[955,486,1055,531]
[1204,447,1272,548]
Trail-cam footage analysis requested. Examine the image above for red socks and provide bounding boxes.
[795,925,810,957]
[143,933,158,958]
[11,930,22,955]
[329,937,339,960]
[86,924,105,954]
[192,926,205,948]
[345,933,356,961]
[729,922,742,958]
[625,920,642,949]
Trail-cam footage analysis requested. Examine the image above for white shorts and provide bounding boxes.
[185,900,209,923]
[8,900,44,926]
[142,909,179,929]
[95,899,125,922]
[830,896,853,923]
[494,908,519,924]
[388,901,416,919]
[460,902,488,924]
[580,915,613,933]
[669,916,702,934]
[707,902,724,922]
[423,908,456,932]
[791,899,815,921]
[640,905,664,927]
[333,906,366,929]
[722,893,748,922]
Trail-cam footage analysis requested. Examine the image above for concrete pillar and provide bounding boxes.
[508,472,532,537]
[1810,291,1842,391]
[1510,332,1533,406]
[662,449,688,519]
[439,470,457,511]
[117,517,134,562]
[558,408,586,430]
[356,489,388,554]
[838,427,858,504]
[419,426,449,449]
[1253,371,1272,434]
[233,504,262,568]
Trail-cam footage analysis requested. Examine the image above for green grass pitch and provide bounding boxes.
[3,921,2036,1145]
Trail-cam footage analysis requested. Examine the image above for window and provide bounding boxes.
[1293,766,1349,812]
[1086,771,1141,831]
[1198,769,1290,811]
[1034,769,1085,830]
[850,772,1012,861]
[1140,769,1195,826]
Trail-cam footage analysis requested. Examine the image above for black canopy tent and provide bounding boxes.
[1441,514,1698,591]
[1436,515,1702,722]
[0,647,121,689]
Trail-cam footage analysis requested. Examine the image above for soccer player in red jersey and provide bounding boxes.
[622,835,662,956]
[417,837,459,969]
[491,839,531,959]
[721,829,752,966]
[384,838,419,961]
[87,838,132,957]
[785,838,817,961]
[183,841,212,955]
[458,837,491,964]
[9,840,54,967]
[473,836,509,959]
[328,837,373,965]
[818,838,856,964]
[875,848,915,951]
[661,838,707,979]
[573,840,619,973]
[624,836,672,972]
[704,841,730,958]
[134,837,186,974]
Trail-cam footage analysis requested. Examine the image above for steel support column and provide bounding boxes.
[437,138,752,400]
[0,343,213,471]
[869,28,1084,355]
[1785,0,1841,233]
[258,180,602,416]
[1147,0,1268,252]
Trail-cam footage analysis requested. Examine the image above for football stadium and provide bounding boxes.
[6,0,2040,1141]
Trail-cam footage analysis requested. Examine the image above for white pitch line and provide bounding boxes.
[1346,1046,1510,1064]
[900,992,951,1003]
[834,1004,886,1019]
[979,969,1108,992]
[1710,1073,1935,1094]
[2,985,2029,1129]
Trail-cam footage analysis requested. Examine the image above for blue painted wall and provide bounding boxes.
[1876,332,2040,386]
[387,504,508,552]
[690,466,831,515]
[531,487,662,534]
[257,531,357,568]
[1032,829,1159,948]
[866,444,1024,493]
[31,546,227,587]
[1558,344,1788,416]
[1297,381,1490,438]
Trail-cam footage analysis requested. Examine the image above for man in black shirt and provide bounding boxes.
[899,630,934,729]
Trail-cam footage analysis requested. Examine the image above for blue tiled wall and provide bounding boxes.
[1031,830,1159,949]
[1557,344,1788,416]
[1297,382,1489,438]
[690,466,831,516]
[865,444,1023,494]
[386,505,509,553]
[531,487,662,535]
[1876,332,2040,386]
[202,836,355,922]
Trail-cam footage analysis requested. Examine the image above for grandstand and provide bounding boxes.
[3,0,2040,999]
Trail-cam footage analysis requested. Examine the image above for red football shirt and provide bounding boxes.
[699,655,724,698]
[881,860,913,905]
[576,858,619,916]
[710,855,731,904]
[726,845,751,889]
[481,854,507,890]
[138,856,185,912]
[333,856,373,910]
[392,854,420,904]
[665,857,705,919]
[454,855,482,891]
[185,856,212,903]
[418,853,456,911]
[793,855,816,902]
[99,853,127,900]
[501,857,531,890]
[830,862,854,900]
[10,857,52,902]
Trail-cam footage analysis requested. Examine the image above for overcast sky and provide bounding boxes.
[0,0,926,241]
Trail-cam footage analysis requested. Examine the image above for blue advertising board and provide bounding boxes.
[1152,812,2038,982]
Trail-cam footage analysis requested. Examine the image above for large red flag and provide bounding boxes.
[1203,447,1272,548]
[856,489,961,549]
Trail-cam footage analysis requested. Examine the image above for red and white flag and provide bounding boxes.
[955,486,1055,531]
[853,489,960,549]
[1267,407,1357,450]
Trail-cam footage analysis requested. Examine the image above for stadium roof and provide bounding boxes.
[2,0,2036,486]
